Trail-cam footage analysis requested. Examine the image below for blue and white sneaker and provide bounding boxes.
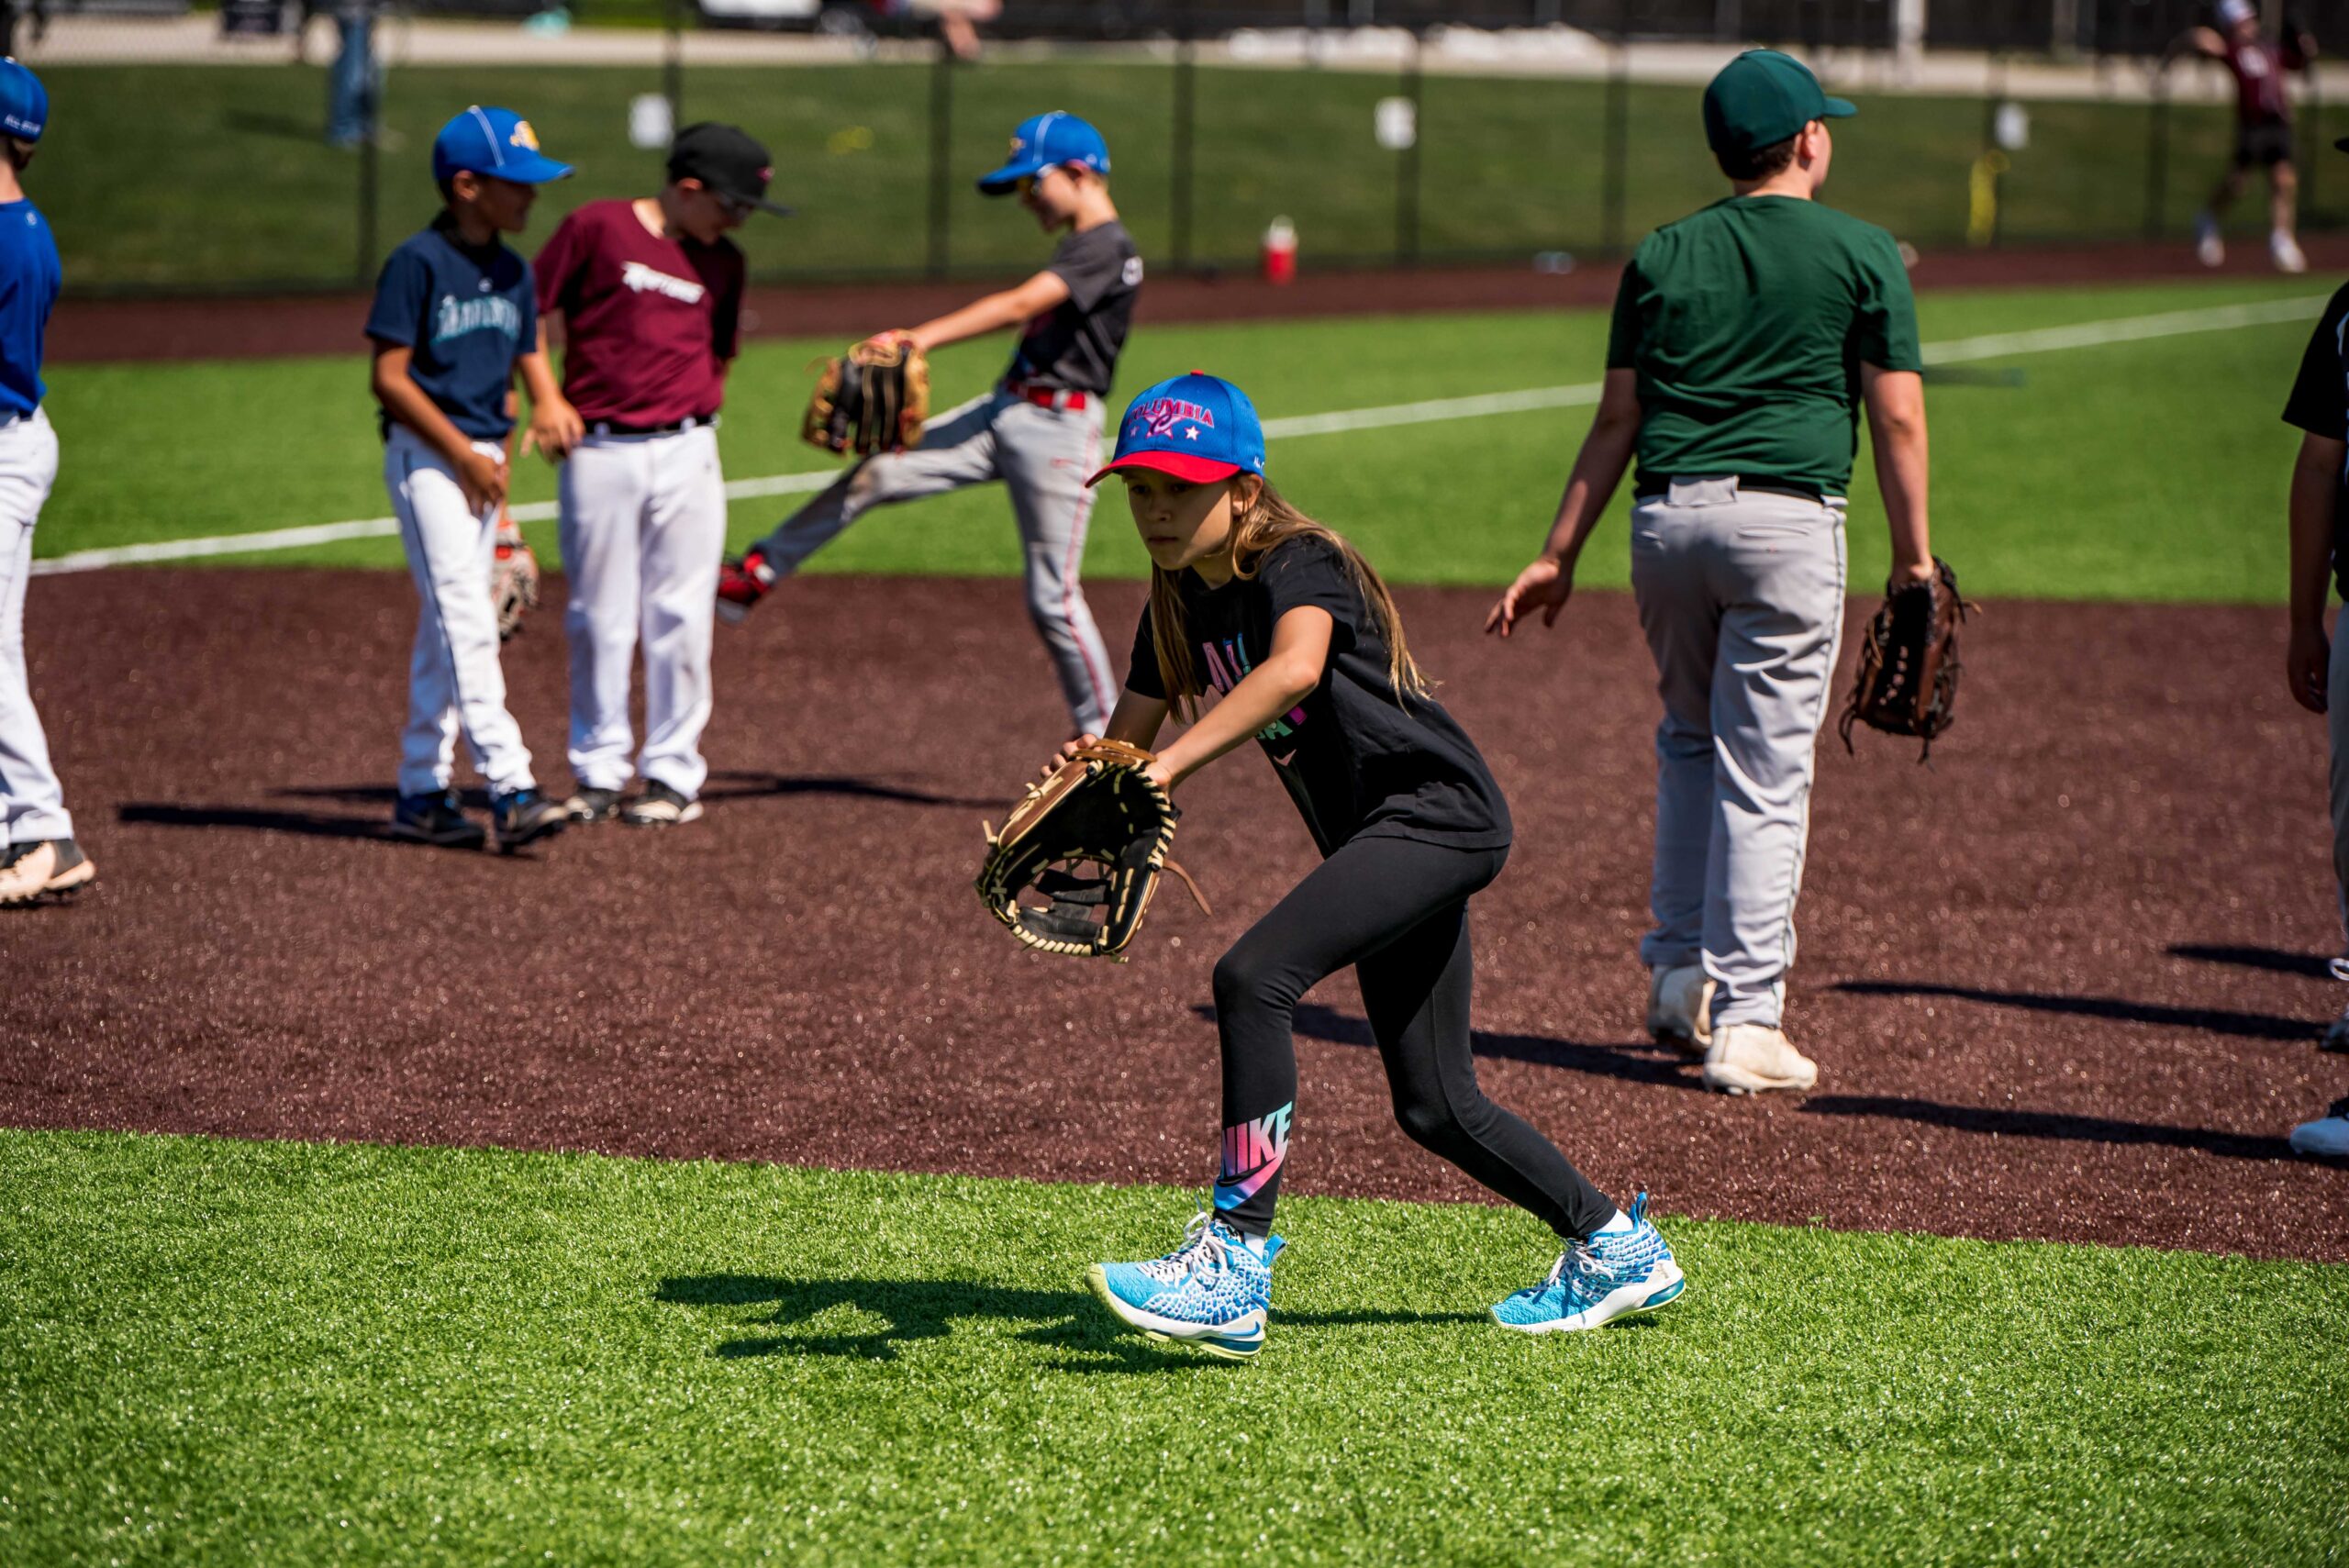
[1491,1192,1686,1334]
[1087,1209,1284,1362]
[490,787,569,852]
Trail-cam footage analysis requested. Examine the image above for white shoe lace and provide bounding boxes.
[1136,1208,1233,1284]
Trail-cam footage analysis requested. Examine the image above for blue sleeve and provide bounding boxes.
[364,246,429,348]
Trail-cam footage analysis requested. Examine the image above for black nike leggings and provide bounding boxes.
[1208,834,1617,1240]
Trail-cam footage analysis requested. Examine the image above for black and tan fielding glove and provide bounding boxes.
[975,740,1206,959]
[803,333,931,458]
[492,512,540,642]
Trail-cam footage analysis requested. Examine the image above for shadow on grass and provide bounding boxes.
[654,1274,1486,1373]
[2167,942,2341,982]
[1195,1001,1698,1090]
[1799,1095,2299,1162]
[1833,980,2316,1042]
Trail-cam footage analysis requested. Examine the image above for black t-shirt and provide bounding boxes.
[2281,280,2349,597]
[1125,536,1511,854]
[1005,220,1141,397]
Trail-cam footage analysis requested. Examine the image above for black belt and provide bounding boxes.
[1636,476,1826,503]
[586,414,718,438]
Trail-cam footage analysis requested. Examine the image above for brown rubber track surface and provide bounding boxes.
[1,571,2344,1261]
[50,235,2349,364]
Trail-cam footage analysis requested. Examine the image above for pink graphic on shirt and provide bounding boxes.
[1200,635,1308,741]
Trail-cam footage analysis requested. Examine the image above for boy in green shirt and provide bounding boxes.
[1487,49,1935,1095]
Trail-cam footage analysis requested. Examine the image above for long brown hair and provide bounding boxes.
[1146,477,1429,723]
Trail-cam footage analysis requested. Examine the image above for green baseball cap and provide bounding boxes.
[1703,50,1854,158]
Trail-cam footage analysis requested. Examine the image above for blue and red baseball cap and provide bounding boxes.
[1088,373,1267,486]
[0,60,46,143]
[431,106,573,186]
[976,112,1109,195]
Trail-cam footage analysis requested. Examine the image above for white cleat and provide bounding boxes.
[2272,230,2308,273]
[2195,214,2224,268]
[1702,1023,1819,1095]
[1646,964,1714,1058]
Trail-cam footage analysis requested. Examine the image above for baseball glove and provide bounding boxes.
[492,513,540,642]
[1837,556,1974,761]
[975,740,1207,959]
[803,334,930,458]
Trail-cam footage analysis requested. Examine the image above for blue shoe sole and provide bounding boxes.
[1085,1264,1263,1362]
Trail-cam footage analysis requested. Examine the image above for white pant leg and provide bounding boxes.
[385,426,535,797]
[995,397,1117,735]
[0,409,67,844]
[1630,493,1720,973]
[559,437,650,793]
[636,427,727,798]
[745,391,1004,576]
[1700,493,1847,1029]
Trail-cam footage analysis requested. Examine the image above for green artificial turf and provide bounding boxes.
[35,275,2334,603]
[0,1129,2341,1564]
[33,56,2332,294]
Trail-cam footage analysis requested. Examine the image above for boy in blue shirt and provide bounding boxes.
[365,106,573,851]
[0,60,93,907]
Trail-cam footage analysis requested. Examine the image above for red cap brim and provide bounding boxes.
[1085,450,1246,487]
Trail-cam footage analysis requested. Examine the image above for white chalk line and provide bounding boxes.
[31,292,2328,575]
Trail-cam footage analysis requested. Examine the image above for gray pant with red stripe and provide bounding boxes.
[746,386,1116,734]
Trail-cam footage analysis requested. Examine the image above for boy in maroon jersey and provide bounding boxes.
[526,123,786,828]
[2169,0,2317,272]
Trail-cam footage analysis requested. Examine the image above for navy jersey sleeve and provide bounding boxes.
[515,256,540,356]
[1125,602,1165,699]
[2284,284,2349,439]
[1261,537,1361,658]
[363,244,429,348]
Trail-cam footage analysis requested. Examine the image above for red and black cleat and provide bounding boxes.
[716,549,777,626]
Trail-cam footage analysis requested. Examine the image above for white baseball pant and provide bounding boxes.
[0,407,68,845]
[1631,477,1849,1032]
[746,389,1116,735]
[385,423,539,798]
[558,424,726,798]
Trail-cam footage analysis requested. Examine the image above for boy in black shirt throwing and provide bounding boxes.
[1068,373,1683,1360]
[719,111,1138,738]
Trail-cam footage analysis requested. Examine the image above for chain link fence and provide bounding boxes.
[15,0,2349,295]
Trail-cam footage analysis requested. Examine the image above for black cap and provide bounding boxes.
[667,122,791,217]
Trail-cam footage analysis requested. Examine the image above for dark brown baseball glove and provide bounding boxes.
[975,740,1206,959]
[803,334,930,458]
[1837,557,1974,761]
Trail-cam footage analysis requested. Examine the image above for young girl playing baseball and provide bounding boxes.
[1071,373,1683,1361]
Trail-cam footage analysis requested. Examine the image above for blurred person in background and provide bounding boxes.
[2169,0,2318,272]
[325,0,380,150]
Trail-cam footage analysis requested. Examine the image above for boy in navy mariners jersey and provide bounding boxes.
[364,106,573,852]
[718,111,1140,739]
[0,61,93,907]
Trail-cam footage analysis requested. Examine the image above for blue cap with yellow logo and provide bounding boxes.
[431,106,573,185]
[976,112,1109,195]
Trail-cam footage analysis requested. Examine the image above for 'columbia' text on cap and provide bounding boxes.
[1089,372,1266,486]
[1702,50,1854,159]
[431,106,573,185]
[977,112,1110,196]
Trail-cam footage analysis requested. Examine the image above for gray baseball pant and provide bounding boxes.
[1631,477,1849,1031]
[746,388,1117,735]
